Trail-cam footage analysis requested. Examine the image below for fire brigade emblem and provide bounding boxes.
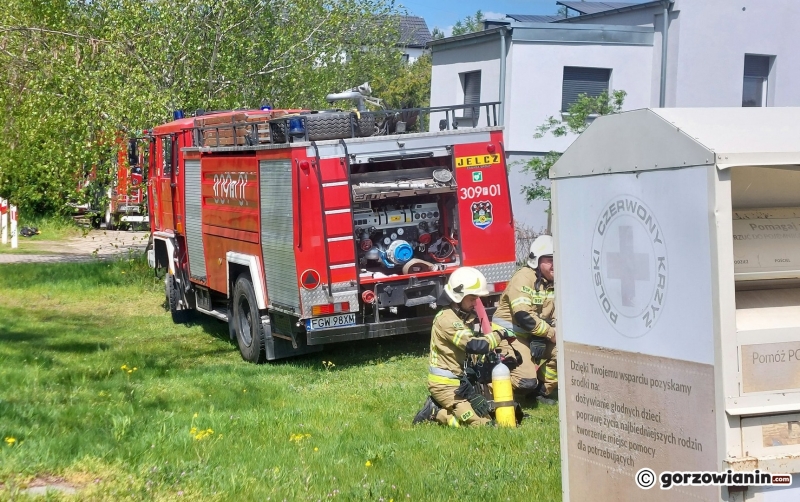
[471,201,493,230]
[591,195,668,338]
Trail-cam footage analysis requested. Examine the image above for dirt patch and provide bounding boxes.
[0,229,150,264]
[0,475,82,497]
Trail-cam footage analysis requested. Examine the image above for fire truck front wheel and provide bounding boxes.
[166,274,190,324]
[232,275,266,364]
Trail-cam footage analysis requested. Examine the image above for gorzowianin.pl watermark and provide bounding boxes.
[635,468,793,490]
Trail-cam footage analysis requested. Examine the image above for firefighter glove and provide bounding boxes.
[468,393,491,418]
[529,338,548,361]
[455,376,477,401]
[463,366,479,386]
[495,328,515,342]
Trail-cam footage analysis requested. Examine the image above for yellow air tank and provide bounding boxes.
[492,361,516,427]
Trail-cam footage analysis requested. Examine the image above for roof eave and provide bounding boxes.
[427,26,506,49]
[555,0,664,23]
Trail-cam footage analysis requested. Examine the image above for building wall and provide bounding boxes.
[403,47,427,64]
[566,0,800,108]
[505,41,653,154]
[671,0,800,107]
[429,37,501,132]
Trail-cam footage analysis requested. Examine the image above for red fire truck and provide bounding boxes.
[72,135,148,229]
[104,136,148,230]
[147,101,518,362]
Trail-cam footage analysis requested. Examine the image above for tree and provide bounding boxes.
[0,0,406,216]
[521,90,626,204]
[431,27,445,40]
[451,10,484,36]
[371,54,431,110]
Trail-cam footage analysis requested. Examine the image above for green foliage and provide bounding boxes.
[521,90,626,204]
[371,53,431,110]
[0,0,407,216]
[0,257,562,500]
[451,10,485,36]
[431,27,445,40]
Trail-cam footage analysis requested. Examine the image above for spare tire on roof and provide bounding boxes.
[270,111,377,142]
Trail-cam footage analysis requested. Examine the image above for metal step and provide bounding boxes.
[196,305,229,321]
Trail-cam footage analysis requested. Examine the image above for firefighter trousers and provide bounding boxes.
[497,336,540,395]
[428,382,491,427]
[538,339,558,397]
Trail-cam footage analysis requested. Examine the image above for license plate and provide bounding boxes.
[305,314,357,331]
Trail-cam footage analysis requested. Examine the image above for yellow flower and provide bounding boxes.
[192,428,215,440]
[365,461,372,467]
[121,364,128,370]
[121,271,125,274]
[127,370,133,374]
[289,433,312,443]
[193,413,198,419]
[314,447,318,452]
[243,389,247,393]
[4,437,16,446]
[133,367,138,371]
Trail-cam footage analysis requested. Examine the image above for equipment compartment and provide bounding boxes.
[353,193,459,278]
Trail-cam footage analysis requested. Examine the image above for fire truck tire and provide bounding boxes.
[166,274,190,324]
[232,275,265,364]
[304,113,351,141]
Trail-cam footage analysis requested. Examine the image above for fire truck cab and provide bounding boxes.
[148,104,517,362]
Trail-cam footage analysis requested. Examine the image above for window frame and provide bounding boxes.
[561,66,612,112]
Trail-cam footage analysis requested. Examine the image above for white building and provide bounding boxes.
[428,0,800,231]
[398,16,432,63]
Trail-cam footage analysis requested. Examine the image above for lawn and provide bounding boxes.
[0,256,561,501]
[0,216,84,255]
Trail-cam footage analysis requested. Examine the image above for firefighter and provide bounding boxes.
[412,267,509,427]
[492,235,557,404]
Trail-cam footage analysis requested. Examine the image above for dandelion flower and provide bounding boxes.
[4,437,16,446]
[314,447,318,452]
[365,461,372,467]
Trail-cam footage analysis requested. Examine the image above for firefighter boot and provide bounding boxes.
[413,396,441,424]
[534,382,557,406]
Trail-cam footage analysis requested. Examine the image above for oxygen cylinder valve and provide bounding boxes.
[492,362,517,428]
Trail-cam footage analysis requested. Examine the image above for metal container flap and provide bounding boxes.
[551,107,800,179]
[549,108,713,179]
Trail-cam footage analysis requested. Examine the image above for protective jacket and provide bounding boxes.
[492,266,555,340]
[428,307,501,386]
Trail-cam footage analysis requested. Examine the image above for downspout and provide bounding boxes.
[659,0,674,107]
[499,27,507,125]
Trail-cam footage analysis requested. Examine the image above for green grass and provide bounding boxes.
[0,215,84,255]
[0,257,561,501]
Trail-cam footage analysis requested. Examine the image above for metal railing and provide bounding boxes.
[191,102,503,148]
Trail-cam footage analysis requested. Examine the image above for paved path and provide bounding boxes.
[0,230,150,264]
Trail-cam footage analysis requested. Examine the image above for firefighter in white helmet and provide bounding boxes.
[491,235,558,404]
[413,266,510,426]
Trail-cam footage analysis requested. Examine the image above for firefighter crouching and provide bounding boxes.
[413,267,511,427]
[492,235,558,404]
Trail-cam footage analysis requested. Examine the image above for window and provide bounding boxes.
[161,136,173,177]
[401,53,410,64]
[561,67,611,112]
[742,54,772,107]
[461,71,481,119]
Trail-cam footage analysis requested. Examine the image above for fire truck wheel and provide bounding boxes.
[232,275,265,364]
[166,274,190,324]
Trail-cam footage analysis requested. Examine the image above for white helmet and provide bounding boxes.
[444,267,490,303]
[528,235,554,269]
